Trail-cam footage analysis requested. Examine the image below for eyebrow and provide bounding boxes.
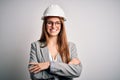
[47,20,60,22]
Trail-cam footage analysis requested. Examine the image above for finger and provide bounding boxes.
[34,68,41,73]
[29,65,38,71]
[75,59,80,64]
[29,63,39,68]
[29,62,38,65]
[30,67,40,73]
[68,58,80,65]
[68,62,72,64]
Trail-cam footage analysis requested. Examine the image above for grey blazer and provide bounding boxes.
[28,41,82,80]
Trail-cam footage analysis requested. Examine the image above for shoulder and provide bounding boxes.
[31,40,39,46]
[68,42,77,51]
[68,42,76,48]
[31,40,46,48]
[68,42,78,58]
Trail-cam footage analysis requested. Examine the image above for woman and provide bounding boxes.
[28,5,82,80]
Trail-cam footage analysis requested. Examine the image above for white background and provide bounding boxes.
[0,0,120,80]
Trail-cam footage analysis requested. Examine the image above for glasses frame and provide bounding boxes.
[46,21,61,26]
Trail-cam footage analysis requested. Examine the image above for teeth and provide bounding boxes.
[51,29,57,32]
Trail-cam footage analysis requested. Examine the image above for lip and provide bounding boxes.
[50,29,57,32]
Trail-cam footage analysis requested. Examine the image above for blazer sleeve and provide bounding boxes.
[29,42,38,63]
[49,42,82,78]
[28,42,42,80]
[28,42,53,80]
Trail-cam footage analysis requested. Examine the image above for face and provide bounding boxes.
[46,17,61,37]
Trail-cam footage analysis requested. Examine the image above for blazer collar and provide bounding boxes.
[39,41,50,61]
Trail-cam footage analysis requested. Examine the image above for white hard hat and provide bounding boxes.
[41,4,66,21]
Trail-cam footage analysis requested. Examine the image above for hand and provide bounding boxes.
[28,62,50,73]
[68,58,80,65]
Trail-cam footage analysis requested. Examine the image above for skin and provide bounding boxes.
[46,17,61,37]
[29,17,80,73]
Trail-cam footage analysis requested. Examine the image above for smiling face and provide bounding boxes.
[46,17,61,37]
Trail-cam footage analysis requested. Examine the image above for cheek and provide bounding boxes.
[46,26,51,31]
[46,27,49,34]
[58,26,61,30]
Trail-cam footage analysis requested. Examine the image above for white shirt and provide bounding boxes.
[49,52,57,62]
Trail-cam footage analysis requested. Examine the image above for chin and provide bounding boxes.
[50,34,58,37]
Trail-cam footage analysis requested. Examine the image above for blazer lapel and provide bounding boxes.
[40,46,50,62]
[38,41,63,62]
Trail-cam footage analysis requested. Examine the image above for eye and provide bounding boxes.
[56,22,61,25]
[55,22,61,26]
[46,21,53,26]
[47,21,52,25]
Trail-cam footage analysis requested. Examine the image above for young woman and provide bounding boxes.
[28,5,82,80]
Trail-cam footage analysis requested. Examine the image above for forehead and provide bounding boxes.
[46,16,60,21]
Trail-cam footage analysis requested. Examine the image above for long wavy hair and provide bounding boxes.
[39,17,70,63]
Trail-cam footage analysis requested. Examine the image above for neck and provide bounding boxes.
[48,36,57,46]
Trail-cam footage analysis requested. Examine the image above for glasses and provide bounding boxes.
[46,21,61,26]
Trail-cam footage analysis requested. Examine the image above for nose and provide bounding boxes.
[52,23,56,28]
